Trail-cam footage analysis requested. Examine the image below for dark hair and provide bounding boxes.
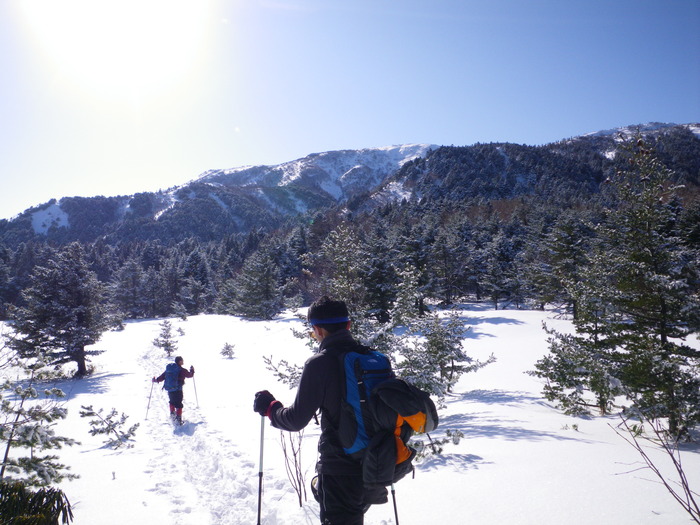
[175,356,183,365]
[308,296,350,333]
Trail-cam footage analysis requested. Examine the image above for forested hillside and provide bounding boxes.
[0,124,698,324]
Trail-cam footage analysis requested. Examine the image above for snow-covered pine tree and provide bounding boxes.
[519,210,596,312]
[531,139,700,437]
[0,249,12,319]
[312,224,367,310]
[396,311,494,402]
[542,211,597,317]
[9,242,111,377]
[390,265,423,326]
[152,320,178,357]
[598,140,700,436]
[391,222,433,316]
[110,257,144,319]
[181,247,215,315]
[220,343,235,359]
[0,332,78,487]
[222,250,283,320]
[429,227,460,305]
[360,230,397,324]
[79,405,139,449]
[140,267,167,318]
[481,230,519,310]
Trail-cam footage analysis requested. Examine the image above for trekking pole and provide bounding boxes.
[257,415,265,525]
[391,483,400,525]
[145,380,155,420]
[192,375,200,408]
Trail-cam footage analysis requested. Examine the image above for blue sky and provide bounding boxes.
[1,0,699,220]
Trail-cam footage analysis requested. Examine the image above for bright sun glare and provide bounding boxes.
[18,0,211,106]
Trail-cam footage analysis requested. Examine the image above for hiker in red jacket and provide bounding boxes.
[153,356,194,424]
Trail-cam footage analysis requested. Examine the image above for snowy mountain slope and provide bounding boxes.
[195,144,436,210]
[2,144,435,243]
[2,123,698,246]
[366,122,700,209]
[12,306,697,525]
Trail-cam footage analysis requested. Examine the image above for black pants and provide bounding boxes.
[167,390,184,409]
[317,473,365,525]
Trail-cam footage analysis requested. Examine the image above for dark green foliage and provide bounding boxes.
[396,312,495,400]
[0,358,78,487]
[78,405,139,449]
[0,128,696,436]
[531,139,700,437]
[219,250,283,320]
[0,481,73,525]
[9,243,112,377]
[152,320,178,357]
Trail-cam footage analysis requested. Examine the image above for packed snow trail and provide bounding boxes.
[54,314,327,525]
[136,316,321,525]
[43,309,700,524]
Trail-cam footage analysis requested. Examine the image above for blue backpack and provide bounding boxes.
[338,348,394,457]
[163,362,181,392]
[337,346,439,487]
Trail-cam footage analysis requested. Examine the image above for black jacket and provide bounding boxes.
[268,329,362,475]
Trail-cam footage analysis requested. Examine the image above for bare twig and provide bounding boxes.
[279,430,308,507]
[611,414,699,523]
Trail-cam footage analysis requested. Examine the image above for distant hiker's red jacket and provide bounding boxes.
[155,365,194,390]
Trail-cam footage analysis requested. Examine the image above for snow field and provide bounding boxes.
[15,307,698,524]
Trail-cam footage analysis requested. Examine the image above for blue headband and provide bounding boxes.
[309,316,349,326]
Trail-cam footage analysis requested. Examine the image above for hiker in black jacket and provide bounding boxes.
[254,296,387,525]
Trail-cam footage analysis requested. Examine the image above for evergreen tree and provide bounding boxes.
[390,221,434,316]
[222,250,283,320]
[482,230,518,309]
[396,311,494,402]
[531,140,700,437]
[220,342,236,359]
[1,333,78,487]
[390,265,423,326]
[140,267,167,318]
[0,247,13,319]
[181,248,215,314]
[546,211,597,316]
[152,320,178,357]
[159,255,186,317]
[111,257,144,318]
[310,224,367,310]
[360,231,397,324]
[429,228,463,305]
[10,243,111,377]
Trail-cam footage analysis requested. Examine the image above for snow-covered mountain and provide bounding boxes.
[1,123,697,246]
[195,144,436,208]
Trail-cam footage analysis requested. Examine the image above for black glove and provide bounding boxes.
[254,390,276,416]
[190,366,195,373]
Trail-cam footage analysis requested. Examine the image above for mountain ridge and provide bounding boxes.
[1,123,698,246]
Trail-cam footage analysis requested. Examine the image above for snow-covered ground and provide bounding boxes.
[12,306,700,524]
